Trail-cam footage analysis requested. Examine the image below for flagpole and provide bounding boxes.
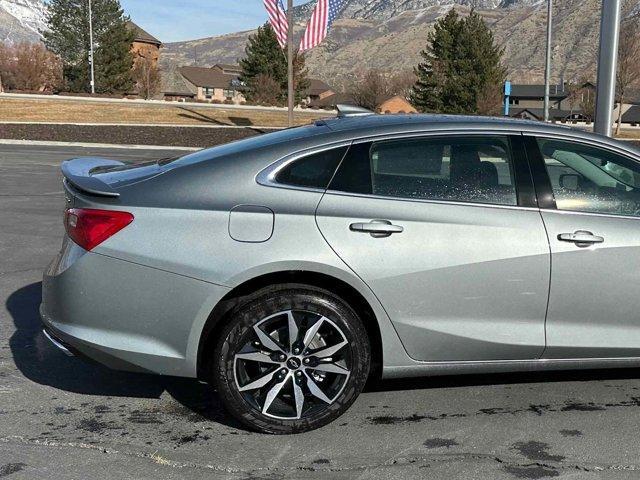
[287,0,294,127]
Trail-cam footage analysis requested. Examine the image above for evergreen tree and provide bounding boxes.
[43,0,134,94]
[411,9,506,115]
[239,24,309,105]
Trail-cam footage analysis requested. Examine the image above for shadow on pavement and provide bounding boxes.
[8,282,639,427]
[6,282,243,430]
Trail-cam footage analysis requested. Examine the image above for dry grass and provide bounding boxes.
[614,129,640,140]
[0,97,329,127]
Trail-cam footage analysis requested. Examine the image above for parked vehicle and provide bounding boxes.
[41,107,640,433]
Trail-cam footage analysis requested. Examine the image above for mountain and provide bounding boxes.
[162,0,638,87]
[0,0,47,43]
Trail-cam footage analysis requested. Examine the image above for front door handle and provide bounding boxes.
[350,220,404,238]
[558,230,604,247]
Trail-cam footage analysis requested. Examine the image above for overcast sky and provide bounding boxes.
[120,0,310,43]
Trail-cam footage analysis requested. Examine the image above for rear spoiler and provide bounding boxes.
[61,158,124,198]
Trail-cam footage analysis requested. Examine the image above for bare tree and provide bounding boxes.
[616,15,640,134]
[132,54,161,100]
[349,70,393,111]
[0,42,62,92]
[248,73,282,106]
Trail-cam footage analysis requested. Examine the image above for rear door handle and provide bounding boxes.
[558,230,604,247]
[350,220,404,238]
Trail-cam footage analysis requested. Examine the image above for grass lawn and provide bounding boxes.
[0,97,328,127]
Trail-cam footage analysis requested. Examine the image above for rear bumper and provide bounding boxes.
[41,240,230,377]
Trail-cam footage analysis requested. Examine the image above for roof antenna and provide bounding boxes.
[336,104,375,118]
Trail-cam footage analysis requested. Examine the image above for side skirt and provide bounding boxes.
[382,357,640,380]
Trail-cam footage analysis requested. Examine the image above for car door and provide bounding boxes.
[316,133,550,362]
[525,135,640,359]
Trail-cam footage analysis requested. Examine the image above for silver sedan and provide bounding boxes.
[41,110,640,433]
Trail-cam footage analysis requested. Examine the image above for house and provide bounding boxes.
[622,105,640,126]
[507,82,596,121]
[304,79,334,104]
[126,21,162,67]
[178,65,245,103]
[510,107,590,122]
[378,95,417,114]
[508,83,569,109]
[308,92,356,110]
[161,66,196,101]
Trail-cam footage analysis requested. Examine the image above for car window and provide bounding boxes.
[538,138,640,216]
[276,146,348,189]
[329,136,517,206]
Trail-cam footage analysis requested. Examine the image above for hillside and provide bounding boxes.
[162,0,637,86]
[0,0,46,43]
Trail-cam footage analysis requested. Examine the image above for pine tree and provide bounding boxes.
[239,24,309,106]
[43,0,134,94]
[411,9,506,115]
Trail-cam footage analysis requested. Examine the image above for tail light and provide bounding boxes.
[64,208,134,251]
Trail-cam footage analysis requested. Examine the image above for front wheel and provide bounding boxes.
[213,285,371,434]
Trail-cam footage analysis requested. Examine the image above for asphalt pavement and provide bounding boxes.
[2,144,640,479]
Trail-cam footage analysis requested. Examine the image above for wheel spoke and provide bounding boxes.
[235,351,279,365]
[253,324,284,353]
[293,380,305,419]
[287,311,299,352]
[309,362,350,375]
[238,369,278,392]
[304,372,332,404]
[302,316,326,349]
[312,339,348,359]
[262,374,290,414]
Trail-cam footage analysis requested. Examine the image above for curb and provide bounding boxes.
[0,139,201,151]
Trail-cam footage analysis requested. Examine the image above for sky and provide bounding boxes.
[120,0,310,43]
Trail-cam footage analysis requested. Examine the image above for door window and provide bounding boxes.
[329,136,518,206]
[538,138,640,216]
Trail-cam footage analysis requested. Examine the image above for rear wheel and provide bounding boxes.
[213,285,371,434]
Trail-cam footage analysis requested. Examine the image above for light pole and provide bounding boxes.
[594,0,622,136]
[88,0,96,94]
[543,0,553,122]
[287,0,294,127]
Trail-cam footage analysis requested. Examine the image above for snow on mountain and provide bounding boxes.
[0,0,47,43]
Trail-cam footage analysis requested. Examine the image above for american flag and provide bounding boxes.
[299,0,347,52]
[263,0,289,49]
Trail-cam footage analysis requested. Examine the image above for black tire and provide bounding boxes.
[212,284,371,434]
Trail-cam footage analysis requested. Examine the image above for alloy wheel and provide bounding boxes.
[233,310,352,420]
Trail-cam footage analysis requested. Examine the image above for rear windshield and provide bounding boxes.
[159,124,330,169]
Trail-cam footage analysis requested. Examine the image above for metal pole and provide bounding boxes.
[594,0,622,136]
[543,0,553,122]
[287,0,294,127]
[88,0,96,94]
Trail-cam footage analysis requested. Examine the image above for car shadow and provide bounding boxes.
[8,282,639,429]
[6,282,243,430]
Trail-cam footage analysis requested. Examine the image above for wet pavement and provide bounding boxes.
[2,144,640,479]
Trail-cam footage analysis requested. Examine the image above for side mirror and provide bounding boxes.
[559,173,581,191]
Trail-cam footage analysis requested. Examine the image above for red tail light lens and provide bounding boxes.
[64,208,134,251]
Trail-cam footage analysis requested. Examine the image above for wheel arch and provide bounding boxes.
[196,269,384,382]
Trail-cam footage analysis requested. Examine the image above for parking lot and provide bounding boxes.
[3,143,640,479]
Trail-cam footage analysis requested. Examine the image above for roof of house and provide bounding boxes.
[306,79,334,97]
[213,64,243,74]
[511,107,587,121]
[161,66,197,96]
[510,84,568,99]
[622,105,640,123]
[126,21,162,46]
[378,95,417,113]
[309,92,355,108]
[179,66,240,89]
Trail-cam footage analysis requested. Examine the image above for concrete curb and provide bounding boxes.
[0,121,284,130]
[0,139,201,151]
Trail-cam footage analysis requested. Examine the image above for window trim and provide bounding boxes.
[256,140,353,193]
[328,132,530,209]
[526,134,640,217]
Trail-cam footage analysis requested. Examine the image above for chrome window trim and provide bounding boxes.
[255,140,353,194]
[324,189,538,212]
[350,128,524,145]
[540,208,640,222]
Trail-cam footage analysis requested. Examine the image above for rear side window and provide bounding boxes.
[329,136,517,206]
[276,146,348,189]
